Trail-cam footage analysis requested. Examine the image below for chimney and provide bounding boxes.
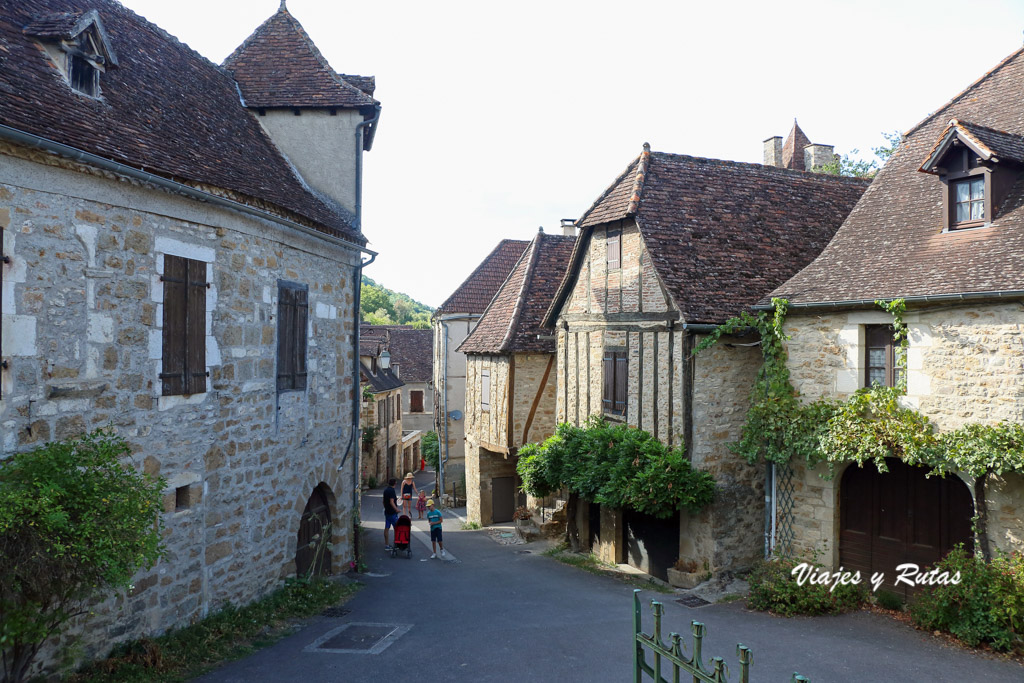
[763,136,783,167]
[560,218,576,236]
[804,144,836,171]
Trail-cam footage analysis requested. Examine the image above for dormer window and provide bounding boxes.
[918,119,1024,232]
[24,10,117,98]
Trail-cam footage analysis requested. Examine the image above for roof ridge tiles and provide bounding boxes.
[626,142,651,215]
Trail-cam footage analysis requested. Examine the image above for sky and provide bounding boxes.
[120,0,1024,308]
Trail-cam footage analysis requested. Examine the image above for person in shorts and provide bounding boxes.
[426,499,446,559]
[383,478,400,549]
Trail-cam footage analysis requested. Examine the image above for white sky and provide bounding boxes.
[121,0,1024,308]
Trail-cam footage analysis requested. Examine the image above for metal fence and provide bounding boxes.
[632,590,809,683]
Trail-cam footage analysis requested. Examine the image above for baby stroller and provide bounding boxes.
[391,515,412,558]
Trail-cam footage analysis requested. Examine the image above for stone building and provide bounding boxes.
[767,48,1024,596]
[432,239,528,495]
[542,144,868,580]
[358,331,404,486]
[763,120,837,171]
[0,0,378,670]
[460,229,576,525]
[363,325,434,433]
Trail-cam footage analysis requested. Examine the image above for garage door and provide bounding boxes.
[839,458,973,598]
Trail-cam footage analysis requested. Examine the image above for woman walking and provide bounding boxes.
[400,472,418,516]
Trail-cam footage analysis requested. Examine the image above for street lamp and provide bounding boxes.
[379,349,391,370]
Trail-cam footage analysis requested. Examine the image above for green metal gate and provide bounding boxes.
[632,590,809,682]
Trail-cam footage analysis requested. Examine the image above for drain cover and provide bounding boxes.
[321,606,351,618]
[676,595,711,608]
[305,622,412,655]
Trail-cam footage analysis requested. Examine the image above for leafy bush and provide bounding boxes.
[747,556,867,617]
[516,418,715,518]
[0,430,165,682]
[421,431,440,470]
[910,546,1024,652]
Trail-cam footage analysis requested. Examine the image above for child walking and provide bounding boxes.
[416,490,427,519]
[426,500,447,559]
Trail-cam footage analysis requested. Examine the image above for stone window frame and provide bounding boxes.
[864,324,904,389]
[151,237,218,411]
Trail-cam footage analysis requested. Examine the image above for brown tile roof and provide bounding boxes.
[222,5,376,110]
[435,239,531,316]
[771,47,1024,307]
[546,146,869,325]
[360,325,432,382]
[1,0,364,244]
[459,231,575,354]
[781,120,812,170]
[920,119,1024,174]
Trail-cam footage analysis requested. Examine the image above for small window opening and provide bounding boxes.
[69,53,98,96]
[175,485,191,511]
[954,177,985,224]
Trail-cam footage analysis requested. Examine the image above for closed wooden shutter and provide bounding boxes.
[481,369,490,410]
[161,255,206,396]
[607,227,621,269]
[614,353,628,415]
[602,352,614,412]
[410,390,424,413]
[294,287,308,390]
[277,285,296,391]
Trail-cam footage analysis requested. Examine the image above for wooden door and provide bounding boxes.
[492,476,515,523]
[296,486,332,578]
[840,459,973,598]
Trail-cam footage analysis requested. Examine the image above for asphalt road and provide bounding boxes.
[197,486,1024,682]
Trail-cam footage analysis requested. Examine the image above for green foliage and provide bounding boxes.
[361,424,380,448]
[72,578,360,682]
[360,276,433,327]
[910,546,1024,652]
[0,430,165,682]
[461,521,481,530]
[516,419,715,518]
[421,431,440,470]
[812,130,902,178]
[747,556,867,617]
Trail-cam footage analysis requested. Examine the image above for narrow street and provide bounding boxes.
[196,471,1022,682]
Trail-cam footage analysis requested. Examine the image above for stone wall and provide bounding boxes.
[0,148,360,668]
[432,315,477,482]
[359,387,403,485]
[784,305,1024,562]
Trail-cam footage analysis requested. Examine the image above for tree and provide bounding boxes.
[422,431,440,470]
[813,130,903,178]
[360,284,394,320]
[0,430,165,682]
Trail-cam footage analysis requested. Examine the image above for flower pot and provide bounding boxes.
[667,567,706,589]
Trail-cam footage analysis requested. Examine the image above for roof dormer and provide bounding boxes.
[919,119,1024,231]
[24,10,118,98]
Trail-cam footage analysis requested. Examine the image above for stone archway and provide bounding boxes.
[296,484,333,577]
[839,458,974,597]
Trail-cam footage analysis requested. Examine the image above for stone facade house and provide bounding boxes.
[768,48,1024,595]
[0,0,378,670]
[542,144,868,580]
[359,330,404,485]
[432,239,528,495]
[459,229,576,525]
[364,325,433,433]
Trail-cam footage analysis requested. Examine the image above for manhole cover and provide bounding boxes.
[304,622,412,655]
[676,595,711,608]
[321,606,351,618]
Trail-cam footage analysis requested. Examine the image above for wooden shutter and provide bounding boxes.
[161,255,188,396]
[185,259,207,395]
[277,285,296,391]
[377,399,385,427]
[162,255,206,396]
[294,287,308,390]
[481,369,490,410]
[410,390,424,413]
[614,352,628,415]
[602,352,614,411]
[607,227,621,269]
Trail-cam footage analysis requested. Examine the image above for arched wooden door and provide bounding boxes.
[840,458,973,597]
[296,486,332,577]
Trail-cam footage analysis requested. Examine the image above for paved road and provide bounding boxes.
[198,478,1023,682]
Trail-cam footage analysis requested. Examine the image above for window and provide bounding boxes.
[481,369,490,411]
[377,399,385,427]
[393,393,400,423]
[864,325,904,388]
[954,177,985,224]
[68,53,99,96]
[161,255,207,396]
[602,350,627,416]
[607,227,621,269]
[277,282,308,392]
[410,390,424,413]
[175,485,193,512]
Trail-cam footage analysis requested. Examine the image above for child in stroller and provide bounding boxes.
[390,515,412,558]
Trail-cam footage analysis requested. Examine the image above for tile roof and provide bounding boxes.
[435,239,531,316]
[1,0,363,244]
[360,362,403,393]
[459,231,575,355]
[771,46,1024,306]
[547,146,869,325]
[920,119,1024,174]
[360,325,432,382]
[222,5,376,110]
[781,120,812,170]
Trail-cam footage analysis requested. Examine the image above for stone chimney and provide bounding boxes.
[560,218,576,237]
[763,137,784,167]
[804,144,837,171]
